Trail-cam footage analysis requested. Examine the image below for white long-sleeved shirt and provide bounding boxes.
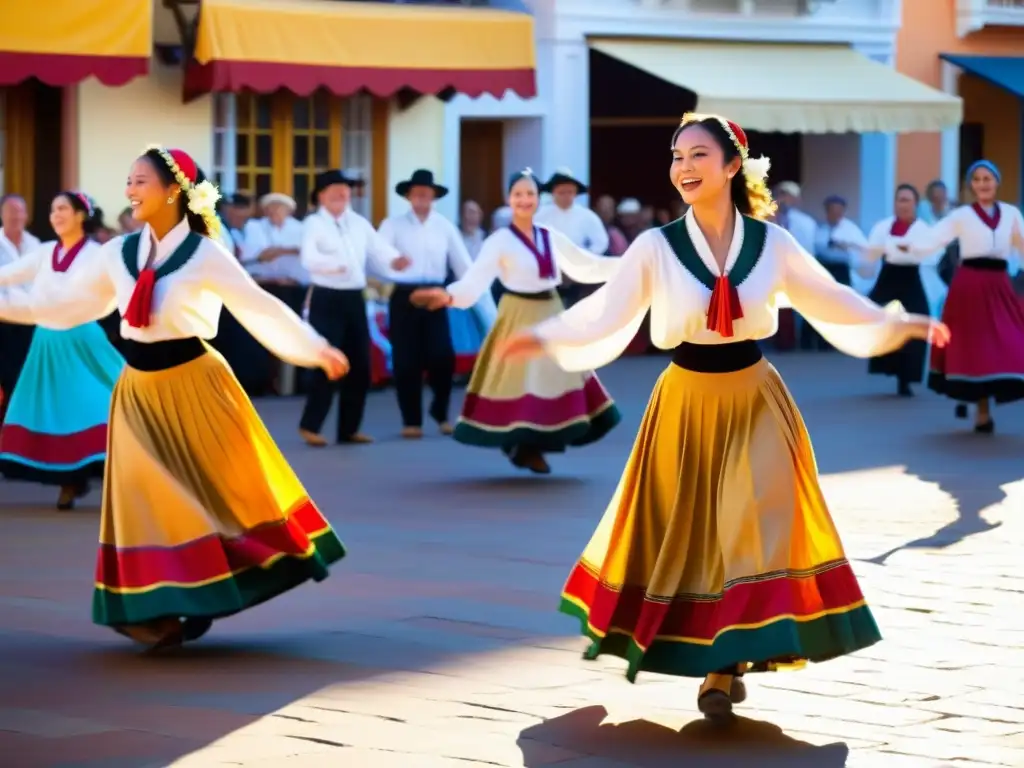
[863,218,935,266]
[0,218,327,368]
[300,207,401,291]
[815,217,866,267]
[0,239,108,328]
[0,229,41,267]
[445,225,621,310]
[241,216,307,283]
[533,207,909,372]
[377,210,473,286]
[900,202,1024,261]
[776,207,817,256]
[534,204,610,255]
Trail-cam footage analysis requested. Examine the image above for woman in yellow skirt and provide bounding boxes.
[499,114,948,720]
[411,170,621,475]
[0,146,349,649]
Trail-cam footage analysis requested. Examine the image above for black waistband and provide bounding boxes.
[504,289,558,301]
[671,341,763,373]
[881,261,921,270]
[961,257,1007,271]
[122,338,206,372]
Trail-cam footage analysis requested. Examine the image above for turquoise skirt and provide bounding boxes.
[0,322,124,486]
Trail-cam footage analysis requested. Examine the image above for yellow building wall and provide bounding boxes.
[896,0,1023,201]
[78,60,213,222]
[386,96,446,218]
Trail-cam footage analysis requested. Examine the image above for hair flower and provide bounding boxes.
[742,155,771,184]
[188,180,221,215]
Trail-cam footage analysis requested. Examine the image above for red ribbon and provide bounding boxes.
[706,274,743,337]
[124,268,156,328]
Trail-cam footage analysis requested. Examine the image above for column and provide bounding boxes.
[538,32,591,204]
[939,60,962,200]
[856,47,897,231]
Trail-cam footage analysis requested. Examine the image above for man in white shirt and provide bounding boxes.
[241,192,308,312]
[298,170,410,447]
[0,194,40,423]
[536,169,608,306]
[772,182,819,352]
[807,195,868,351]
[378,169,477,439]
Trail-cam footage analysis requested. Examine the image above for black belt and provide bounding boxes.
[391,283,444,293]
[312,286,364,295]
[671,341,762,373]
[881,261,920,270]
[504,289,558,301]
[961,257,1007,272]
[122,338,206,372]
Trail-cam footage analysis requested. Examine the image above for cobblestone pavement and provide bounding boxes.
[0,353,1021,768]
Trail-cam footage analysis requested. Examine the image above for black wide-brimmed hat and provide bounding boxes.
[540,167,587,194]
[310,169,364,206]
[395,169,448,199]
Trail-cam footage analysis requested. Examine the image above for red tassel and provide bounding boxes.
[705,274,744,338]
[124,268,156,328]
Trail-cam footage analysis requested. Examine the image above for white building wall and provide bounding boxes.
[445,0,903,230]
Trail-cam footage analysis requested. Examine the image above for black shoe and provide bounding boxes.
[954,403,968,419]
[897,381,913,397]
[974,419,995,434]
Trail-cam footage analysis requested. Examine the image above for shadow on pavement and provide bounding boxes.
[517,705,849,767]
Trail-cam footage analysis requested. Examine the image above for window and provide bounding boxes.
[343,93,374,219]
[212,91,373,217]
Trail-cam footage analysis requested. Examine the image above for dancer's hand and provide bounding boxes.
[391,255,412,271]
[904,315,950,347]
[497,331,545,361]
[410,287,449,310]
[319,346,350,380]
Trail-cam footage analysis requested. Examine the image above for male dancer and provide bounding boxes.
[378,170,477,438]
[298,170,409,446]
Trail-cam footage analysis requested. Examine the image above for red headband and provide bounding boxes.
[72,192,92,216]
[727,121,748,151]
[166,148,198,184]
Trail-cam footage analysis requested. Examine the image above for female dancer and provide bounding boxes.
[499,114,945,719]
[860,184,933,396]
[897,160,1024,432]
[411,170,621,475]
[0,192,124,509]
[0,146,349,648]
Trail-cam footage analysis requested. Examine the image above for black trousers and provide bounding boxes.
[0,321,34,424]
[299,287,371,440]
[389,284,454,427]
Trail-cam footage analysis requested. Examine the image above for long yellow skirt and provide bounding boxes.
[92,350,345,627]
[560,358,880,681]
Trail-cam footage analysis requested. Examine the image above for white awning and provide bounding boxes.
[589,39,963,133]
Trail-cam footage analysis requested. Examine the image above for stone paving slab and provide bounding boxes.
[0,353,1021,767]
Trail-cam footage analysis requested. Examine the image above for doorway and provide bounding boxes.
[459,119,504,225]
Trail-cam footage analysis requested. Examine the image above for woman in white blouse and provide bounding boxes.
[858,183,934,396]
[0,191,124,510]
[411,169,621,476]
[0,146,348,650]
[498,114,943,720]
[894,159,1024,433]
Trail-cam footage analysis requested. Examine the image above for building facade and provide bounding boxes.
[1,0,536,234]
[441,0,961,230]
[896,0,1024,205]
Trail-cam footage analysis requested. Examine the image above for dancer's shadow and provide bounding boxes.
[517,706,849,767]
[859,429,1016,565]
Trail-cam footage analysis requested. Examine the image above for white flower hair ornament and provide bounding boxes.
[144,144,223,238]
[742,155,771,184]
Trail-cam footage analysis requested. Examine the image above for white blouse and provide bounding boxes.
[0,219,327,368]
[900,202,1024,260]
[0,239,108,328]
[535,204,610,255]
[445,225,620,309]
[864,218,936,266]
[535,208,908,372]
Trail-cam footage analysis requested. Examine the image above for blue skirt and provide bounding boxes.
[0,323,124,486]
[448,306,488,356]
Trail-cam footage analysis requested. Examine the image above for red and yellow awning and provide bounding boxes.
[0,0,151,87]
[185,0,536,101]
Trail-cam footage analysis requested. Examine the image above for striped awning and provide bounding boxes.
[0,0,151,87]
[185,0,536,101]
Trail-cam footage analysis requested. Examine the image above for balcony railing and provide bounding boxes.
[956,0,1024,36]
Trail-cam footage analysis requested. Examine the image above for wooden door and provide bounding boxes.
[459,119,504,225]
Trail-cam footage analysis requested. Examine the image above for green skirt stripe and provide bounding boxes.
[454,404,621,451]
[92,530,346,627]
[560,597,881,681]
